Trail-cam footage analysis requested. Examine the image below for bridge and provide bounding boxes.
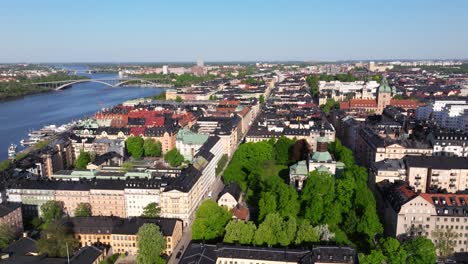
[29,78,174,90]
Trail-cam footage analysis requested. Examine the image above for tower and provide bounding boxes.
[377,78,392,114]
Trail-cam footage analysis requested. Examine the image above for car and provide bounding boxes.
[176,251,182,259]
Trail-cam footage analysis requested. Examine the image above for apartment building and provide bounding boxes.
[0,203,23,235]
[176,128,209,162]
[377,181,468,253]
[405,156,468,193]
[68,216,182,256]
[430,131,468,157]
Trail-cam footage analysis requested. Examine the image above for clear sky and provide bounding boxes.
[1,0,467,62]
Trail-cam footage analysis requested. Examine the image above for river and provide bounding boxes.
[0,66,164,160]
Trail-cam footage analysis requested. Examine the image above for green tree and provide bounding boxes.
[254,213,283,246]
[276,184,300,219]
[75,151,91,169]
[0,224,15,249]
[294,219,319,245]
[223,220,256,245]
[136,223,166,264]
[126,136,144,159]
[379,237,407,264]
[258,192,277,221]
[143,138,162,157]
[164,148,184,167]
[40,201,63,228]
[432,228,458,260]
[192,200,232,241]
[74,203,92,217]
[277,217,297,246]
[259,95,265,104]
[359,250,386,264]
[274,136,294,165]
[0,160,11,172]
[306,75,319,97]
[175,96,183,102]
[141,203,160,218]
[403,236,437,264]
[37,222,79,258]
[320,98,339,115]
[121,162,134,172]
[301,171,335,225]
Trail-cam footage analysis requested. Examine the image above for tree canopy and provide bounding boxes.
[164,148,184,167]
[74,203,92,217]
[141,203,161,218]
[192,200,232,241]
[75,151,91,169]
[0,224,15,249]
[37,222,78,258]
[126,136,144,159]
[40,201,63,228]
[223,220,256,245]
[136,223,166,264]
[143,138,162,157]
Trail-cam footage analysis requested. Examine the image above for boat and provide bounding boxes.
[8,144,17,159]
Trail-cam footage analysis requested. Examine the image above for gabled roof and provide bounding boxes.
[219,182,242,202]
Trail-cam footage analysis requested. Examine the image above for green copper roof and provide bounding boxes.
[176,129,209,145]
[378,78,392,93]
[317,136,328,143]
[336,161,346,169]
[316,165,331,173]
[311,151,333,162]
[290,160,308,175]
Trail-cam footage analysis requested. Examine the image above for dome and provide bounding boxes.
[311,151,333,162]
[378,78,392,93]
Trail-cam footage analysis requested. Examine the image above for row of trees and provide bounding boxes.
[126,136,162,159]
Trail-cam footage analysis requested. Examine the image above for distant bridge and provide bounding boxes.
[29,78,174,90]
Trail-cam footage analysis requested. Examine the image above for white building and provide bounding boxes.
[175,129,209,162]
[416,100,468,132]
[124,184,162,217]
[318,80,379,105]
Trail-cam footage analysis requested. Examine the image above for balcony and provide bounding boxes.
[449,184,456,188]
[432,173,440,177]
[414,182,421,186]
[415,176,422,180]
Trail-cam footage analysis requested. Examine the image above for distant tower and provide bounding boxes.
[377,78,392,114]
[197,59,204,67]
[162,65,169,75]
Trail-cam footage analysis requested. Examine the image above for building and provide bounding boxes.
[369,159,406,185]
[68,216,182,256]
[217,183,243,210]
[340,78,419,114]
[289,160,309,190]
[405,156,468,193]
[179,243,357,264]
[377,181,468,253]
[0,237,105,264]
[0,203,23,235]
[430,131,468,157]
[176,129,209,162]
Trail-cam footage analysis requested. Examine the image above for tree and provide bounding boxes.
[175,96,183,102]
[320,98,339,115]
[40,201,63,228]
[315,224,335,241]
[274,136,294,165]
[301,171,335,225]
[289,139,310,164]
[294,219,319,245]
[164,148,184,167]
[379,237,407,264]
[74,203,92,217]
[0,224,15,249]
[403,236,437,264]
[277,217,297,246]
[143,138,162,157]
[276,184,300,219]
[359,250,386,264]
[192,200,232,241]
[37,222,79,258]
[136,223,166,264]
[75,151,91,169]
[254,213,283,246]
[141,203,160,218]
[258,192,277,221]
[432,228,458,260]
[224,220,256,245]
[126,136,144,159]
[259,95,265,104]
[121,162,134,172]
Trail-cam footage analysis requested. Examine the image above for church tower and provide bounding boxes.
[377,78,392,114]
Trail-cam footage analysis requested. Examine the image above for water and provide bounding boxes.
[0,66,164,160]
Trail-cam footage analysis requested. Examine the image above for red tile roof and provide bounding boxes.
[390,99,420,109]
[340,101,350,110]
[233,204,249,221]
[349,99,377,108]
[420,193,468,206]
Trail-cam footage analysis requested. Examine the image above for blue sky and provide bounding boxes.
[1,0,467,62]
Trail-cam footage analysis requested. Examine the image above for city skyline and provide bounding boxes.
[1,0,467,63]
